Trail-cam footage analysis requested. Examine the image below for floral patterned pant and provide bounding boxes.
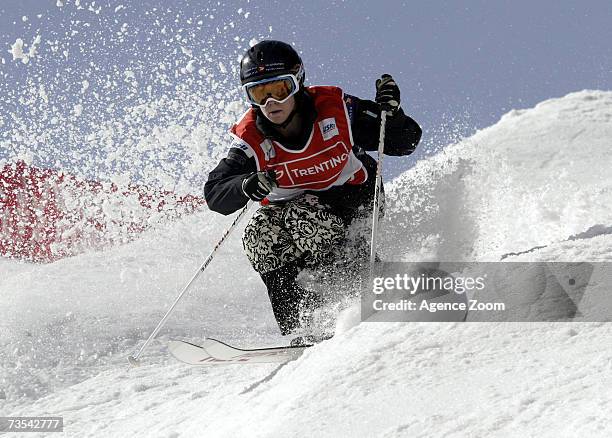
[242,194,346,274]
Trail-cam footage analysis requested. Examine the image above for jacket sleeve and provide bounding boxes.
[344,94,422,156]
[204,147,256,215]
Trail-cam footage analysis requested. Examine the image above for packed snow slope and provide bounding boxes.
[2,90,612,437]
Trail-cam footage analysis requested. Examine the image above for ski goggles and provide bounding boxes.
[243,73,301,107]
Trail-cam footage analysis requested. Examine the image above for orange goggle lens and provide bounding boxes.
[246,78,295,105]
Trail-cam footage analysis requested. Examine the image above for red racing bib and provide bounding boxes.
[230,86,367,202]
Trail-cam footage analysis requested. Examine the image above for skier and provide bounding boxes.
[205,40,421,338]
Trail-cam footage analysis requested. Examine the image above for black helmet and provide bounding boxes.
[240,40,305,86]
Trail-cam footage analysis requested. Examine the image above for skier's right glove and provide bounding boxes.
[241,170,277,201]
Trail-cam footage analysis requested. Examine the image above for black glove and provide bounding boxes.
[375,74,400,114]
[241,170,277,201]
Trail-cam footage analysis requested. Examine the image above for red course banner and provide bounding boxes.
[0,161,205,263]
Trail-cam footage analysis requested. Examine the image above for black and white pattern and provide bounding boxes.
[242,194,345,274]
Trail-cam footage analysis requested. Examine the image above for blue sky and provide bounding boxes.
[1,0,611,182]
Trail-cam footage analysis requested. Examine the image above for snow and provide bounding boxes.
[2,82,612,436]
[184,60,196,74]
[73,104,83,116]
[1,4,246,201]
[8,38,27,63]
[382,90,612,262]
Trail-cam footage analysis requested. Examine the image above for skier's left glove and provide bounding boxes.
[375,74,400,114]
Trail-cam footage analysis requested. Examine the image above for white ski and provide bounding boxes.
[168,338,309,365]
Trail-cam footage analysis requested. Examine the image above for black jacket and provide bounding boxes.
[204,90,422,221]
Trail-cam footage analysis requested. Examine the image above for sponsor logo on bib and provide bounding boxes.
[319,117,339,141]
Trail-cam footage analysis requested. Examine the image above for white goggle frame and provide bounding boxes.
[243,71,302,107]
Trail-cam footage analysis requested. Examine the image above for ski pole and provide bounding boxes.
[369,110,387,277]
[128,201,253,366]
